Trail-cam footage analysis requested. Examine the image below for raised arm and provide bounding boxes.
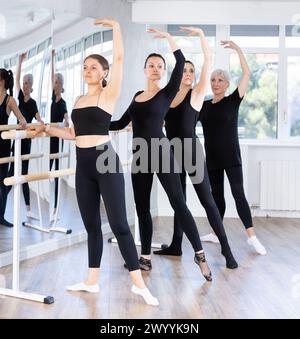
[148,29,185,98]
[221,40,250,98]
[16,53,26,95]
[95,19,123,108]
[51,49,56,91]
[181,27,212,111]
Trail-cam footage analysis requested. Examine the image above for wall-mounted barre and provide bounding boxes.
[4,168,75,187]
[0,122,62,132]
[0,153,44,165]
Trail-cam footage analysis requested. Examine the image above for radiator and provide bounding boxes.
[260,161,300,211]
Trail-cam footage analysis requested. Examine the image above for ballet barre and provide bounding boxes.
[0,129,72,304]
[0,122,62,132]
[0,153,43,165]
[4,168,75,186]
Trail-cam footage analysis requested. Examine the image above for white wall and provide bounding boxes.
[156,140,300,219]
[132,1,300,25]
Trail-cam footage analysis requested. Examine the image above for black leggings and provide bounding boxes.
[75,142,139,271]
[7,139,32,206]
[172,164,228,242]
[0,139,11,221]
[131,140,203,255]
[208,166,253,229]
[50,137,62,209]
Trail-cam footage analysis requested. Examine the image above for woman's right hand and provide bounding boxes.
[28,124,46,137]
[95,18,120,28]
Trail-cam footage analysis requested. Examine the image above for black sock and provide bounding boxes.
[0,219,13,228]
[219,236,238,269]
[153,236,183,256]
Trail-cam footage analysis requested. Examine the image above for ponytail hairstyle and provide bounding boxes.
[84,54,109,88]
[0,69,14,96]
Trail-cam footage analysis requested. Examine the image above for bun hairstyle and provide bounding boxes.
[84,54,109,88]
[0,68,14,96]
[144,53,166,70]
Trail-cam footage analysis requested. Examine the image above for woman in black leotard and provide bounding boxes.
[31,19,158,306]
[49,49,69,221]
[153,27,237,269]
[110,29,212,281]
[199,40,266,255]
[7,53,43,219]
[0,69,26,227]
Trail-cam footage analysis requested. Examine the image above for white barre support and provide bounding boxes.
[22,151,72,235]
[0,137,54,304]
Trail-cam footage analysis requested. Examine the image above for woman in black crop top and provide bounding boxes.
[198,40,266,255]
[0,68,27,228]
[31,19,158,306]
[153,28,237,269]
[49,49,69,221]
[7,53,43,220]
[110,29,212,281]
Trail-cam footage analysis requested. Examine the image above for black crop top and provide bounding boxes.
[71,106,112,136]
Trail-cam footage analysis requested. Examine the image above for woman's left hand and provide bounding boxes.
[147,28,171,39]
[221,40,240,51]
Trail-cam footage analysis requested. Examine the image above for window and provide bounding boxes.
[285,25,300,48]
[230,25,279,48]
[287,56,300,137]
[230,53,278,139]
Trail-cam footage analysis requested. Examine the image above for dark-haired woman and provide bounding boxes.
[0,68,26,227]
[153,27,237,269]
[31,19,158,306]
[110,29,212,281]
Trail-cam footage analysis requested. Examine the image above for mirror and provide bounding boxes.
[0,5,52,256]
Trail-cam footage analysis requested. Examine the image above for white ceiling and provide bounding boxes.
[0,4,52,42]
[132,0,299,2]
[0,2,82,44]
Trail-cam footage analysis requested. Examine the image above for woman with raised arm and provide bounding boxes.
[7,53,43,220]
[110,29,212,281]
[198,41,266,255]
[0,69,26,227]
[49,49,69,222]
[153,28,238,269]
[31,19,158,306]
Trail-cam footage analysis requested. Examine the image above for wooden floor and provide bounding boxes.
[0,216,300,319]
